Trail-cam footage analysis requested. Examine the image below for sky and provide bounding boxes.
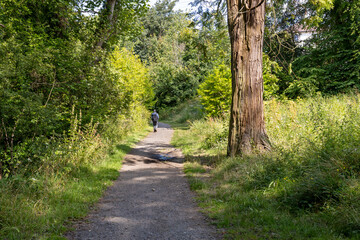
[148,0,195,12]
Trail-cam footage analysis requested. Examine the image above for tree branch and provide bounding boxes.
[239,0,265,14]
[1,119,10,152]
[0,23,5,28]
[216,0,224,14]
[45,71,56,107]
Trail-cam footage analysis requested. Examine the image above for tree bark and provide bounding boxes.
[226,0,271,156]
[96,0,117,49]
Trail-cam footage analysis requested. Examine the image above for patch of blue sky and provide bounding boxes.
[148,0,195,12]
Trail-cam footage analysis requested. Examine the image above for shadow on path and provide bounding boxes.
[65,122,220,240]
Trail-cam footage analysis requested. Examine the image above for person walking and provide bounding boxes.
[151,110,159,132]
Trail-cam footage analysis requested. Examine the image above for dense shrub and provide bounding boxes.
[197,64,232,117]
[0,0,150,178]
[0,45,152,177]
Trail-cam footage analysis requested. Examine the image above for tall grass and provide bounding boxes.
[172,93,360,239]
[0,106,151,240]
[161,99,204,124]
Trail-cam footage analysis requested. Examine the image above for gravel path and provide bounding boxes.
[66,123,220,240]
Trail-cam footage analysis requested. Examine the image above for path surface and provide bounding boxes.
[66,123,220,240]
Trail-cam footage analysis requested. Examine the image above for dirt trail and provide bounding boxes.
[66,122,220,240]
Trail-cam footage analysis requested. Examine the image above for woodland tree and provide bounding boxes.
[226,0,271,156]
[225,0,335,156]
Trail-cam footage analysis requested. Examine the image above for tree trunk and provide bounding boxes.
[96,0,117,49]
[226,0,271,156]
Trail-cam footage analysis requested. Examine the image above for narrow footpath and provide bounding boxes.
[66,123,220,240]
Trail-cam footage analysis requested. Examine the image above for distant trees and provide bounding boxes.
[291,0,360,95]
[133,0,199,108]
[131,0,231,109]
[263,0,339,98]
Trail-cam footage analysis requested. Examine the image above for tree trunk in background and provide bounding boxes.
[226,0,271,156]
[96,0,117,49]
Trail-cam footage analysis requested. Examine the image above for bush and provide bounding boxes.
[197,64,232,117]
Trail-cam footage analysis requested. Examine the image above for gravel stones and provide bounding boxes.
[66,123,220,240]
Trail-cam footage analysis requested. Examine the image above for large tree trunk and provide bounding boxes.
[226,0,271,156]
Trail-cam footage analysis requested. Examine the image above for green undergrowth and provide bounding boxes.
[0,126,151,240]
[172,93,360,239]
[161,99,204,129]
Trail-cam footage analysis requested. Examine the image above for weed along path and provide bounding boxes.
[66,122,220,240]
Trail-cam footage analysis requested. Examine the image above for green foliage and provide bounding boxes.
[292,2,360,95]
[263,53,282,99]
[263,0,360,99]
[151,63,199,108]
[270,0,359,98]
[161,99,204,124]
[283,68,321,98]
[131,0,231,109]
[306,0,334,26]
[197,56,281,117]
[172,93,360,239]
[0,0,151,177]
[197,64,231,117]
[142,8,200,108]
[110,47,154,108]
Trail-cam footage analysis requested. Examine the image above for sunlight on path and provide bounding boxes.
[66,123,220,240]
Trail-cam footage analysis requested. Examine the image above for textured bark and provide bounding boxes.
[226,0,271,156]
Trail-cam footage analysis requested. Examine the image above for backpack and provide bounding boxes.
[151,112,159,121]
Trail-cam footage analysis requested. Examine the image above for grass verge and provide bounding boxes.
[172,94,360,239]
[0,127,151,240]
